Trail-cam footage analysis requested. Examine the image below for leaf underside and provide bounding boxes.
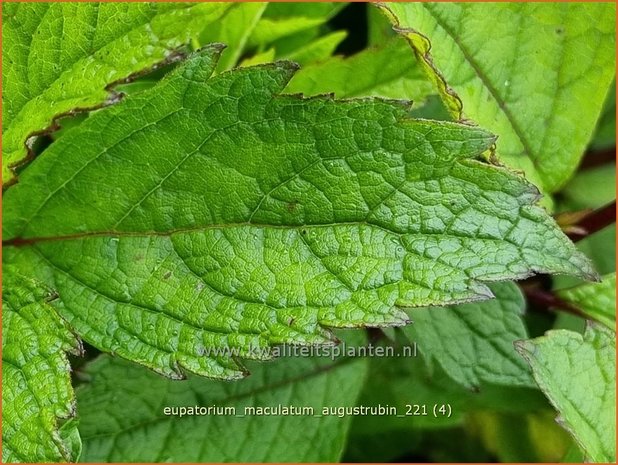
[3,44,595,380]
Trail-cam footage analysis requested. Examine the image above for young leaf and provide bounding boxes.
[286,38,434,102]
[3,45,595,380]
[379,3,616,193]
[516,324,616,462]
[403,282,534,389]
[2,2,230,186]
[557,273,616,329]
[198,3,268,72]
[283,30,348,66]
[246,2,344,60]
[2,266,82,463]
[76,343,368,462]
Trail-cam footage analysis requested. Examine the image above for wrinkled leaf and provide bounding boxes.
[380,2,616,193]
[403,282,534,389]
[2,266,82,463]
[516,324,616,462]
[2,2,230,186]
[76,338,367,462]
[4,45,595,381]
[557,273,616,329]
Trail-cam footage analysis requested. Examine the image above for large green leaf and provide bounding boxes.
[516,324,616,462]
[1,2,230,186]
[4,45,595,380]
[76,338,367,462]
[2,266,82,463]
[380,3,616,193]
[557,273,616,329]
[403,282,534,389]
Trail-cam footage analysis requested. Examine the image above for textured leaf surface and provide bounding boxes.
[1,2,230,186]
[557,273,616,329]
[403,282,534,389]
[2,266,82,463]
[4,45,595,380]
[380,3,616,193]
[516,324,616,462]
[76,344,367,462]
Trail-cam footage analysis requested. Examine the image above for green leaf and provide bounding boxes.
[402,282,534,389]
[4,45,595,380]
[198,3,268,72]
[286,38,434,102]
[516,324,616,462]
[76,339,368,462]
[470,410,574,463]
[247,3,344,60]
[2,265,82,463]
[557,273,616,329]
[2,2,231,187]
[247,16,325,51]
[283,30,348,66]
[591,81,616,151]
[345,350,549,461]
[380,3,616,193]
[559,163,616,212]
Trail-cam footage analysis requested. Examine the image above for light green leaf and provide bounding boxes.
[2,265,82,463]
[1,2,231,187]
[559,163,616,212]
[247,3,344,59]
[240,47,277,68]
[591,81,616,151]
[367,3,397,46]
[380,3,616,193]
[4,45,595,380]
[286,38,433,102]
[557,273,616,329]
[516,324,616,462]
[76,340,368,462]
[247,16,325,51]
[470,410,574,463]
[263,2,344,21]
[403,282,534,389]
[284,30,348,66]
[198,3,267,72]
